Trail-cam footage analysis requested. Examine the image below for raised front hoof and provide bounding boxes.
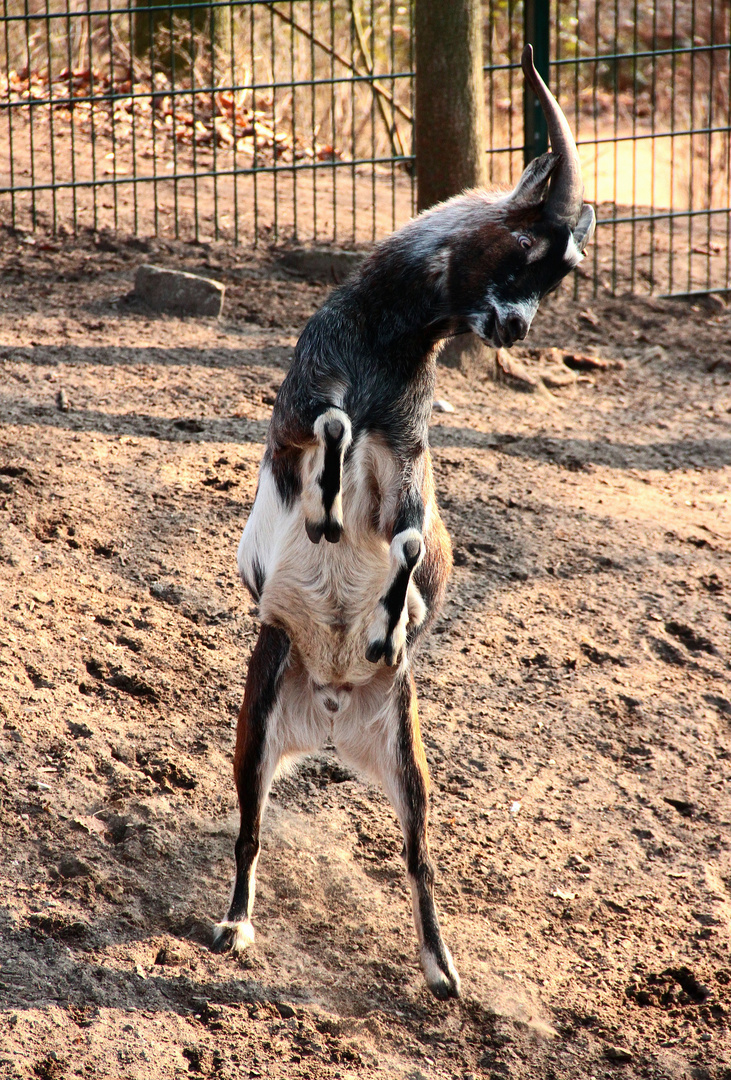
[365,639,385,664]
[305,518,342,544]
[304,519,324,544]
[323,520,343,544]
[365,639,403,667]
[323,417,345,445]
[212,919,255,954]
[421,946,461,1001]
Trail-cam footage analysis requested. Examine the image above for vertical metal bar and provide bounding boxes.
[686,0,696,292]
[523,0,549,165]
[86,0,98,232]
[149,0,159,236]
[726,8,731,294]
[187,2,199,245]
[127,0,138,234]
[270,0,278,240]
[188,2,199,243]
[648,0,658,294]
[668,0,677,293]
[389,0,395,231]
[169,3,180,239]
[290,0,298,241]
[250,0,258,244]
[705,0,716,292]
[43,0,58,232]
[309,0,316,240]
[230,0,239,244]
[3,0,16,228]
[107,0,120,232]
[610,0,618,294]
[266,0,275,240]
[629,0,638,292]
[485,0,493,185]
[350,0,356,240]
[408,0,415,216]
[330,0,336,240]
[23,0,37,227]
[369,0,375,239]
[508,0,515,183]
[210,0,218,240]
[591,0,599,296]
[572,0,581,298]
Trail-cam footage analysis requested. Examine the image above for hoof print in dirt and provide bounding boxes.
[626,967,711,1008]
[664,620,717,655]
[648,636,687,667]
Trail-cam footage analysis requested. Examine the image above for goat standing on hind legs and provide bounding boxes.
[213,46,595,1000]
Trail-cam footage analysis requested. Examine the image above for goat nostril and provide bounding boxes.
[506,315,526,342]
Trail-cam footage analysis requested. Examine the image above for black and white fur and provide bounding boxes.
[212,48,595,1000]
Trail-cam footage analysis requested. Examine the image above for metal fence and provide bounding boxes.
[1,0,729,298]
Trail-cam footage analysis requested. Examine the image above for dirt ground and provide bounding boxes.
[0,223,730,1080]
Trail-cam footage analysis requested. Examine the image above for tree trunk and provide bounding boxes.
[414,0,486,212]
[133,0,213,75]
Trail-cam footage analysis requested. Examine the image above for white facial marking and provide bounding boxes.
[564,232,584,269]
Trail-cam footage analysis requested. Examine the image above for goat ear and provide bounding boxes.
[573,203,596,252]
[508,151,560,210]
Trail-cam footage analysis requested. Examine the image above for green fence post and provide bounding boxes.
[523,0,550,164]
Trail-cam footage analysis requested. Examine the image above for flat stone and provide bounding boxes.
[134,264,225,317]
[604,1044,633,1063]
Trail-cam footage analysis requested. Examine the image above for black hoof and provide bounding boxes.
[403,538,422,567]
[366,640,385,664]
[429,977,461,1001]
[323,520,342,543]
[211,926,234,954]
[324,419,344,443]
[305,520,324,544]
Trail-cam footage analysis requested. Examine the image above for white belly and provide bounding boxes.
[238,437,396,687]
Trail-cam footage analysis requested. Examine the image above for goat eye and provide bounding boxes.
[517,235,533,251]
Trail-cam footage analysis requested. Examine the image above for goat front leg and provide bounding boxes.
[300,407,352,544]
[366,484,427,666]
[213,624,290,953]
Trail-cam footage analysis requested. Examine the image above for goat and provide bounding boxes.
[213,46,595,1000]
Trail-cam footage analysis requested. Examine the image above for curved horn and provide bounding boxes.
[521,43,583,227]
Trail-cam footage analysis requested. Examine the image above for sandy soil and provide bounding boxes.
[0,224,730,1080]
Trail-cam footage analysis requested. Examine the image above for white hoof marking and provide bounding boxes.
[214,919,255,953]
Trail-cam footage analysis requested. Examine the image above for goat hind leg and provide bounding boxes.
[213,624,290,953]
[302,408,352,544]
[373,671,460,999]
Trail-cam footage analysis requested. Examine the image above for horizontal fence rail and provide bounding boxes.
[0,0,417,244]
[1,0,729,299]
